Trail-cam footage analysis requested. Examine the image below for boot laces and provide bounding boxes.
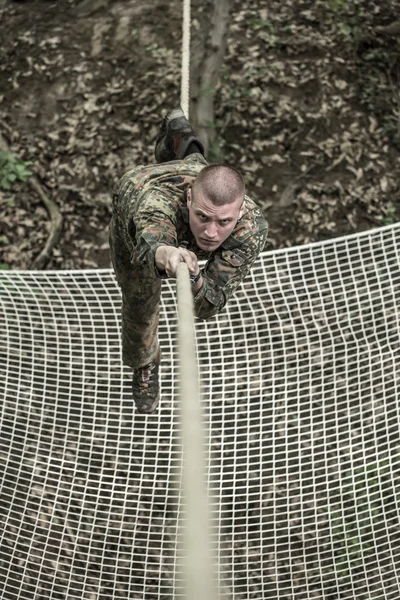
[139,361,156,383]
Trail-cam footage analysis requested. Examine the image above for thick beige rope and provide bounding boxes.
[181,0,191,117]
[176,262,217,600]
[177,4,218,596]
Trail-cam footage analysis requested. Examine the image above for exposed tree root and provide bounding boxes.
[0,132,62,270]
[29,176,63,270]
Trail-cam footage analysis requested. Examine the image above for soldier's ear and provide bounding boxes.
[187,188,192,209]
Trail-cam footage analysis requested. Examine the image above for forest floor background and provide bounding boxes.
[0,0,400,270]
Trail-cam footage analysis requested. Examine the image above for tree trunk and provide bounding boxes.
[189,0,233,158]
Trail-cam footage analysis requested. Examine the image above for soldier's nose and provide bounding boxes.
[205,223,217,239]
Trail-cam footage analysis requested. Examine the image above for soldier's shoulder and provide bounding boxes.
[242,195,268,227]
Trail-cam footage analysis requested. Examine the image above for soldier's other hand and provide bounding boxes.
[155,245,199,278]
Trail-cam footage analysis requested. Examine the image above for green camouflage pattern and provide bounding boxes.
[110,153,268,368]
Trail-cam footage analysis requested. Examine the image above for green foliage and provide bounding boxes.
[0,263,10,270]
[327,0,364,43]
[206,117,226,163]
[364,51,389,65]
[328,0,347,11]
[208,139,226,163]
[380,117,397,137]
[145,43,173,60]
[338,19,361,39]
[324,454,399,585]
[383,205,397,226]
[222,82,252,110]
[247,18,278,48]
[0,151,32,190]
[248,18,274,32]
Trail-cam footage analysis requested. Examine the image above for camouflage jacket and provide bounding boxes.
[112,154,268,320]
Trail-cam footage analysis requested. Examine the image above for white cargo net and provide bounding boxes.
[1,223,400,600]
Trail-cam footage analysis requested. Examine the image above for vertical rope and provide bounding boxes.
[176,262,216,600]
[178,4,217,597]
[181,0,191,118]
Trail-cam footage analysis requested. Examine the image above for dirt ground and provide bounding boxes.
[0,0,400,270]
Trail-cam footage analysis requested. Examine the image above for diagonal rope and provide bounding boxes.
[181,0,191,117]
[178,7,217,599]
[176,262,216,600]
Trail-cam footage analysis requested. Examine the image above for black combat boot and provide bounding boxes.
[132,350,161,414]
[155,108,204,162]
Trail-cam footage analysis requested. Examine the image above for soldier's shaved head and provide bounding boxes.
[192,164,245,206]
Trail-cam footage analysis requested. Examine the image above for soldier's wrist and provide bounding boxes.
[190,271,201,286]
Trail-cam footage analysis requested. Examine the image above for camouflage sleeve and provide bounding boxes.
[193,212,268,320]
[131,189,180,276]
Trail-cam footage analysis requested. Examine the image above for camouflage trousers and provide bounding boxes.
[109,217,160,369]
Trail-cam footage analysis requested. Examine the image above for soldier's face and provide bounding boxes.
[187,188,244,252]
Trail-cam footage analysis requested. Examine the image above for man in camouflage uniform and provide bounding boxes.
[110,108,268,414]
